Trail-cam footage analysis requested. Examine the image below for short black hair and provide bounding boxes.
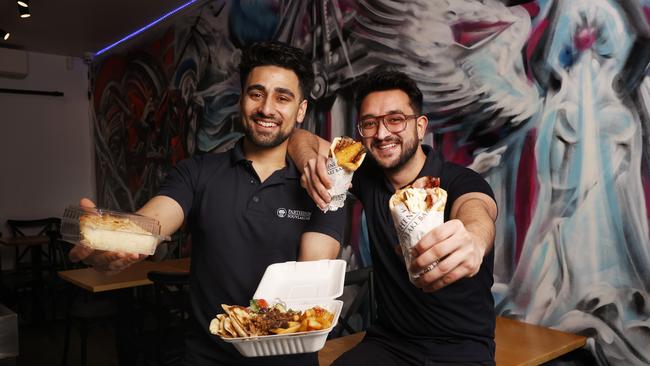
[239,41,314,100]
[355,69,423,114]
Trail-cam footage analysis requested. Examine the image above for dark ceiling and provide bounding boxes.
[0,0,201,57]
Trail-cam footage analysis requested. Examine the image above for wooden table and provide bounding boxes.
[318,316,587,366]
[495,316,586,365]
[58,258,190,292]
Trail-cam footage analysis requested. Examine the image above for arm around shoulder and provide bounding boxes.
[288,129,331,171]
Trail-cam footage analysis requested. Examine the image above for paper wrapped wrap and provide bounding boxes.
[321,137,366,212]
[389,177,447,282]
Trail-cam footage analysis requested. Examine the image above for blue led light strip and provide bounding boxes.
[95,0,198,56]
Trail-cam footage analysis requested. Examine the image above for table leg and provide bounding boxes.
[29,245,44,322]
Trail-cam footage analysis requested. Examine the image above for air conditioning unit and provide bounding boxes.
[0,48,29,79]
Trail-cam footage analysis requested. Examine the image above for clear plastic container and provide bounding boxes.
[60,205,169,255]
[220,259,346,357]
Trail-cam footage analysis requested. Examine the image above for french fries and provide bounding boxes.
[298,306,333,332]
[210,302,335,338]
[271,321,301,334]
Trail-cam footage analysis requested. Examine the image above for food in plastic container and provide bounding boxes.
[210,259,346,357]
[211,301,334,337]
[60,205,169,255]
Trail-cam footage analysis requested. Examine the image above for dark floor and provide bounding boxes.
[3,281,173,366]
[19,319,118,366]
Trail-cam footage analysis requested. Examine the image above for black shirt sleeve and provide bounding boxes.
[305,202,347,244]
[157,156,202,218]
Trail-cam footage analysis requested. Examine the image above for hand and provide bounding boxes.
[300,155,333,209]
[68,198,146,274]
[410,219,485,292]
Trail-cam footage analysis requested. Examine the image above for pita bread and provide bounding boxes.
[221,305,250,337]
[209,317,220,335]
[223,318,238,337]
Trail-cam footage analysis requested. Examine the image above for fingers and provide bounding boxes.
[410,236,458,274]
[302,158,332,209]
[106,253,141,272]
[315,157,332,189]
[309,158,332,200]
[79,250,142,273]
[415,246,475,292]
[412,220,461,257]
[303,166,327,208]
[79,198,97,208]
[410,220,483,292]
[69,245,94,263]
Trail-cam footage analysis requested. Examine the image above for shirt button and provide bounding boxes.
[250,179,256,184]
[252,196,260,203]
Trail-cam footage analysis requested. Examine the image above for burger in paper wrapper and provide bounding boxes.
[389,176,447,282]
[322,137,366,212]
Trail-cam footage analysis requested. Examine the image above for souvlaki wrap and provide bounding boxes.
[389,176,447,282]
[322,137,366,212]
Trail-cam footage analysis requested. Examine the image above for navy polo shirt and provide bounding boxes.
[157,138,345,365]
[351,144,496,362]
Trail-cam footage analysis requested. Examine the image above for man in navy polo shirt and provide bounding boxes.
[70,41,345,366]
[291,70,498,365]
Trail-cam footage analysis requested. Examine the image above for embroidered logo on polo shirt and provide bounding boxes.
[277,208,311,221]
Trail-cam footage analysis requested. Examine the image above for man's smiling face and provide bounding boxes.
[240,65,307,148]
[359,89,426,171]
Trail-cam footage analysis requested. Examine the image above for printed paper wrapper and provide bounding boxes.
[390,204,444,281]
[321,156,353,212]
[389,180,447,283]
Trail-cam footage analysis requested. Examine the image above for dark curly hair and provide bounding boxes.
[239,41,314,100]
[355,69,423,114]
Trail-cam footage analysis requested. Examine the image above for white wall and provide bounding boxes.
[0,51,94,266]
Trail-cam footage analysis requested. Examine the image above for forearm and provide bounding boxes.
[451,193,497,255]
[136,195,185,237]
[288,129,330,171]
[298,232,340,260]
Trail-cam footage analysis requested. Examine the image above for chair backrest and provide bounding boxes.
[333,266,375,338]
[7,217,61,238]
[6,217,62,272]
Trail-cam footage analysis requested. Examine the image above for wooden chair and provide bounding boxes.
[3,218,60,322]
[6,217,60,274]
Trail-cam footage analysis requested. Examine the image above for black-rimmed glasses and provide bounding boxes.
[357,113,418,137]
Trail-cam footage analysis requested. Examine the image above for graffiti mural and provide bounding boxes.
[91,0,650,364]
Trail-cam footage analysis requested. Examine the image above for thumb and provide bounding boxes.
[80,198,97,208]
[69,245,94,263]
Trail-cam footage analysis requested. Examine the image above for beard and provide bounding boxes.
[370,129,420,172]
[242,115,293,148]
